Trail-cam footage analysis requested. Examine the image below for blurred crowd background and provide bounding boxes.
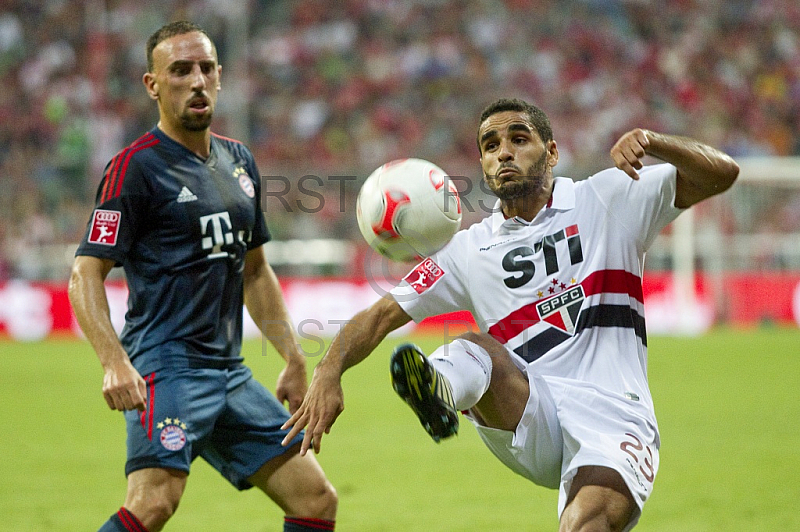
[1,0,799,280]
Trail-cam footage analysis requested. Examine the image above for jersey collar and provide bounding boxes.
[490,176,576,234]
[152,125,216,163]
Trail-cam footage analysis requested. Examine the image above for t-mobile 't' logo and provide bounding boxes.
[200,212,234,259]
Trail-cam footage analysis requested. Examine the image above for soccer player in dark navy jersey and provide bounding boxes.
[82,126,269,366]
[69,21,337,532]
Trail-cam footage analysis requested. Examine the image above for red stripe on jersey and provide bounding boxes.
[99,152,123,203]
[582,269,643,303]
[102,133,154,202]
[101,133,158,202]
[488,269,642,343]
[113,138,160,199]
[146,372,155,440]
[117,507,148,532]
[138,372,155,440]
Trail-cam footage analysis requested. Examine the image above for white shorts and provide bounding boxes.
[469,372,660,529]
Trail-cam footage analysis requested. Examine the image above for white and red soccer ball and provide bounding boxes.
[356,158,462,262]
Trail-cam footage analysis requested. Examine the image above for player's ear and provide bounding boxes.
[143,72,159,100]
[547,140,559,168]
[216,64,222,91]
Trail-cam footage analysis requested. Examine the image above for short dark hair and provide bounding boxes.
[146,21,214,72]
[477,98,553,152]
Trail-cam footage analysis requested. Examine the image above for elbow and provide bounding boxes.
[68,256,112,302]
[711,155,739,195]
[372,296,411,334]
[67,261,84,303]
[723,158,740,190]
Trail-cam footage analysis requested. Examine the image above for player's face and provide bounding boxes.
[144,32,221,133]
[478,111,558,201]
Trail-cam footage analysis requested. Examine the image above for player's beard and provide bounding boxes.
[180,108,214,131]
[486,151,549,201]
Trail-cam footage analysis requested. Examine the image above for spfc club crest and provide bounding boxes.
[536,285,585,335]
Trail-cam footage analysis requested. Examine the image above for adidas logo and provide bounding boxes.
[177,186,198,203]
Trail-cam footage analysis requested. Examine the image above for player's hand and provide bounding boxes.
[102,357,147,411]
[610,128,651,180]
[280,368,344,455]
[275,358,308,415]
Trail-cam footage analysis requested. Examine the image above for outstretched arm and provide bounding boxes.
[243,246,308,413]
[281,295,412,455]
[610,128,739,208]
[68,255,147,411]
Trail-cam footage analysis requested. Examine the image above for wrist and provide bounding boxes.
[314,355,343,379]
[284,352,308,370]
[98,347,132,370]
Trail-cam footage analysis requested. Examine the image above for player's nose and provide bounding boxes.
[497,139,514,161]
[189,64,207,90]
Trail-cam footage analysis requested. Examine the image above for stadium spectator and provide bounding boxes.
[1,0,799,277]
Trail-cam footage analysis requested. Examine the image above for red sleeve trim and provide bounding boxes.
[100,133,159,203]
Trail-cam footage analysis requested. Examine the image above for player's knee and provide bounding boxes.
[316,481,338,519]
[561,468,635,532]
[125,470,186,530]
[126,497,180,531]
[560,508,632,532]
[457,331,496,351]
[457,332,520,378]
[289,478,338,520]
[457,332,510,362]
[150,500,179,530]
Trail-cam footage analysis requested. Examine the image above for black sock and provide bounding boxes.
[284,516,335,531]
[98,507,149,532]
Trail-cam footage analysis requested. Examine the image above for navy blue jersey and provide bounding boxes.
[76,127,270,368]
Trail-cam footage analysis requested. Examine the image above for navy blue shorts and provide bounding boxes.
[123,364,303,490]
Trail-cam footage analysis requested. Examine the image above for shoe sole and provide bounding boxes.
[390,343,458,442]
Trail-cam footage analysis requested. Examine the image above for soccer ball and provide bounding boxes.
[356,158,462,262]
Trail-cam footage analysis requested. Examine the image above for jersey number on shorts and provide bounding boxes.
[620,432,655,483]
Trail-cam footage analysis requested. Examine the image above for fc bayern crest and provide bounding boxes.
[234,167,255,198]
[160,425,187,451]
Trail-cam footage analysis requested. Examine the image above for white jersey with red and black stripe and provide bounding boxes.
[392,163,682,421]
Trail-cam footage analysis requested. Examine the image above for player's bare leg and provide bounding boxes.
[448,334,637,531]
[124,467,188,531]
[247,442,338,522]
[456,331,529,431]
[559,466,636,532]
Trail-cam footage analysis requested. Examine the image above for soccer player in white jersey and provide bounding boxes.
[283,98,739,531]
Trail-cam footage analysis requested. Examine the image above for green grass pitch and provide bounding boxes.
[1,327,799,531]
